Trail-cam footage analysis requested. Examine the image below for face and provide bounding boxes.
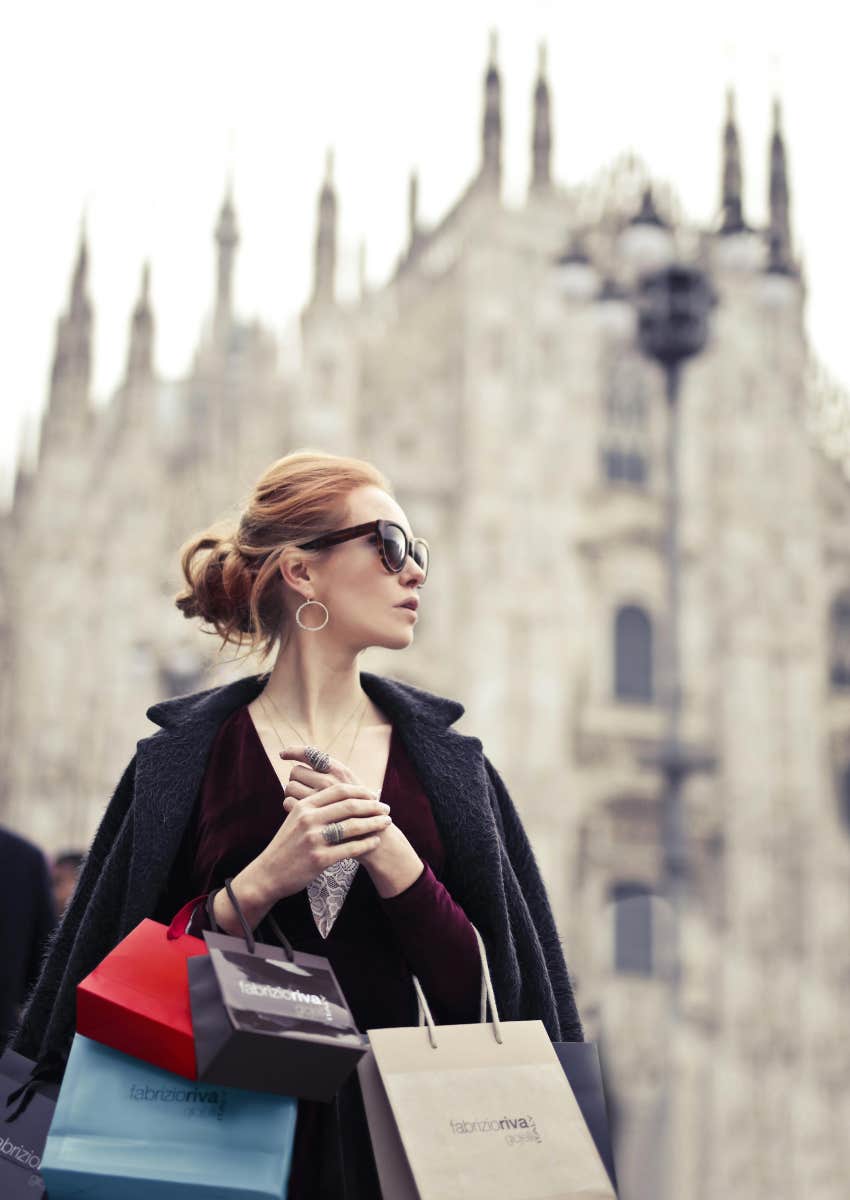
[281,485,427,652]
[52,863,79,915]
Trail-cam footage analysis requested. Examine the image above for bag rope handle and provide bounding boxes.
[4,1049,65,1122]
[414,924,503,1049]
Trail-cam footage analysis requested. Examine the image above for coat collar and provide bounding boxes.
[144,670,466,735]
[124,671,489,932]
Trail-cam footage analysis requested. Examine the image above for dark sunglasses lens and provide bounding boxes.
[383,527,407,570]
[413,541,429,577]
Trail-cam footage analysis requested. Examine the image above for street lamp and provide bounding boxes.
[595,276,636,341]
[634,262,717,1200]
[554,232,600,302]
[619,187,676,275]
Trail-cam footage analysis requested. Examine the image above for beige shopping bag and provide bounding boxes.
[358,928,617,1200]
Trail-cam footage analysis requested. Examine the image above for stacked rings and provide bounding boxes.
[305,746,332,772]
[322,821,345,846]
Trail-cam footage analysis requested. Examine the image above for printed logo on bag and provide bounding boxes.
[1,1136,42,1171]
[237,978,332,1017]
[210,947,360,1038]
[448,1114,542,1146]
[128,1084,227,1121]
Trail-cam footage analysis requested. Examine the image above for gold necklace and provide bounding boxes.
[261,686,364,755]
[258,688,369,771]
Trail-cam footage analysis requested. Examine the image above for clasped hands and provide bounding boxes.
[216,744,425,934]
[278,745,425,900]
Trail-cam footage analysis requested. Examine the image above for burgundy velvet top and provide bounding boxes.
[180,704,481,1198]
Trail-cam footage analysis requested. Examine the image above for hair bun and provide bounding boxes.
[175,532,253,632]
[173,450,391,662]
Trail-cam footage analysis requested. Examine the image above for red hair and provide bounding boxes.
[174,449,392,661]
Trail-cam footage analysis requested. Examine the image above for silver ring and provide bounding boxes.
[304,746,332,773]
[322,821,345,846]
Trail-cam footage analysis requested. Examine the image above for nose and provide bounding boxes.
[404,555,426,587]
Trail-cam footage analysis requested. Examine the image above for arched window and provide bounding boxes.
[601,353,651,489]
[614,605,653,702]
[610,881,654,975]
[829,592,850,689]
[602,447,648,485]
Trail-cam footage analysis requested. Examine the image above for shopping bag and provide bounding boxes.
[40,1033,297,1200]
[0,1048,59,1200]
[189,885,368,1101]
[77,905,209,1079]
[358,927,617,1200]
[551,1042,618,1192]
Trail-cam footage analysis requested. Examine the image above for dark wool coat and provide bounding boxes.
[11,670,584,1069]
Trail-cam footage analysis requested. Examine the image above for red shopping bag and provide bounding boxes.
[76,901,208,1080]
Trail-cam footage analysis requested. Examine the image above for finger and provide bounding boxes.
[307,781,383,809]
[319,815,392,843]
[324,833,384,863]
[283,793,309,814]
[278,746,354,783]
[283,779,314,804]
[286,762,355,791]
[307,797,391,823]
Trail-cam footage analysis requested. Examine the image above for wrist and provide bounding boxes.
[214,867,272,934]
[364,827,424,899]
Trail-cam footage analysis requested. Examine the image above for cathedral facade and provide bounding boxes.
[2,38,849,1200]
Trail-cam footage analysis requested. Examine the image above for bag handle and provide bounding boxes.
[414,924,503,1049]
[262,911,296,962]
[205,878,295,960]
[4,1049,64,1122]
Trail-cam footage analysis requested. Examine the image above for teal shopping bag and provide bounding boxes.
[41,1034,297,1199]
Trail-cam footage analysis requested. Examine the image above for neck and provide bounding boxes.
[257,633,372,748]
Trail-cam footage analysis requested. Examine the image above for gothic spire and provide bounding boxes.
[69,219,91,321]
[768,97,792,270]
[49,220,93,403]
[719,87,746,234]
[214,178,239,339]
[480,30,502,189]
[312,148,337,304]
[126,261,154,382]
[530,42,552,192]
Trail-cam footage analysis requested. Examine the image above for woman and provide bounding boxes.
[12,449,584,1197]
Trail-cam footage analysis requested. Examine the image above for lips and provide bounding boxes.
[397,599,419,612]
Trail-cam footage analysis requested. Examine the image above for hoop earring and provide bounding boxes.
[295,597,329,631]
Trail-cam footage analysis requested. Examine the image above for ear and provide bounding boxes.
[278,547,314,591]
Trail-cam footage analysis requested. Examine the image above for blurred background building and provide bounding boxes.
[2,35,849,1200]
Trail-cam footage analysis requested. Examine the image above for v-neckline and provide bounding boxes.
[241,703,397,802]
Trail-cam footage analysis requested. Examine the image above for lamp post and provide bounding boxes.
[634,263,717,1200]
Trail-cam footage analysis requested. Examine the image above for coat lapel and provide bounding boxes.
[361,675,505,909]
[124,675,265,930]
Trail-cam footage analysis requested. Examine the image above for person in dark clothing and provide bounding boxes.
[51,849,85,916]
[0,826,56,1048]
[10,450,585,1197]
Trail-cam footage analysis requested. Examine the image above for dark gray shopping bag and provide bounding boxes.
[0,1048,60,1200]
[552,1041,618,1193]
[188,888,367,1101]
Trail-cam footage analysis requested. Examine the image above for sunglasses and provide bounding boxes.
[297,519,430,582]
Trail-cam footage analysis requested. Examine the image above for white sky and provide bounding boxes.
[1,1,846,501]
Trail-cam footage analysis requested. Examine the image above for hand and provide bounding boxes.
[279,743,391,869]
[281,745,424,899]
[219,750,392,933]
